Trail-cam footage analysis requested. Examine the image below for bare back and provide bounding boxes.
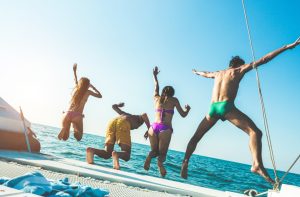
[68,90,91,113]
[211,68,245,103]
[210,38,300,102]
[153,96,177,127]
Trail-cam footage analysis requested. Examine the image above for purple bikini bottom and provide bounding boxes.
[151,122,173,135]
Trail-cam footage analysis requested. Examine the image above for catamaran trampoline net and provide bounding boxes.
[0,160,188,197]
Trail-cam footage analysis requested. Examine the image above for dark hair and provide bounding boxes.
[229,56,245,68]
[159,86,175,104]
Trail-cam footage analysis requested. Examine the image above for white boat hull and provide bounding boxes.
[0,97,40,152]
[268,184,300,197]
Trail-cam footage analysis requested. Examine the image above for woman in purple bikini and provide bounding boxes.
[144,66,191,177]
[58,63,102,141]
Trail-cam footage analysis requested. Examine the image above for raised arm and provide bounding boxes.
[174,98,191,118]
[192,69,216,78]
[153,66,160,97]
[241,37,300,73]
[73,63,78,85]
[88,84,102,98]
[112,102,126,115]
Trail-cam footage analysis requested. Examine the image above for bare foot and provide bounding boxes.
[58,133,63,140]
[86,148,94,164]
[144,156,152,171]
[180,160,188,179]
[251,165,275,184]
[112,151,120,170]
[58,129,70,141]
[157,161,167,177]
[74,131,83,141]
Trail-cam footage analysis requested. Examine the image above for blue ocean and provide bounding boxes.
[32,123,300,195]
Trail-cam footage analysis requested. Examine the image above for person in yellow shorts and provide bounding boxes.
[86,102,150,170]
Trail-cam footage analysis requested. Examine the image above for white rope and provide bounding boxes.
[241,0,278,182]
[20,107,32,153]
[279,154,300,183]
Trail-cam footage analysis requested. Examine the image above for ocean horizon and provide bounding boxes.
[32,123,300,195]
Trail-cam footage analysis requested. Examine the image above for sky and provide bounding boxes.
[0,0,299,174]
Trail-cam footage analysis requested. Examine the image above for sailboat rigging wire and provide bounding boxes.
[279,154,300,183]
[241,0,279,182]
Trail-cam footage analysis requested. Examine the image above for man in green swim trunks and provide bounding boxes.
[181,37,300,184]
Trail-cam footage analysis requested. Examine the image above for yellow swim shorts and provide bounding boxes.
[105,118,131,147]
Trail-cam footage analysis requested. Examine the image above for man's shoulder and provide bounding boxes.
[224,67,243,73]
[217,68,243,80]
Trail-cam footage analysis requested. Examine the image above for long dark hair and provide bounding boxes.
[159,86,175,104]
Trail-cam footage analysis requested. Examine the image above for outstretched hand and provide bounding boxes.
[153,66,160,76]
[185,104,191,111]
[295,37,300,45]
[144,131,149,140]
[73,63,77,72]
[289,37,300,49]
[192,69,198,75]
[118,102,125,107]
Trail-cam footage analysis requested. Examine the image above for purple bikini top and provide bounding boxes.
[155,108,174,122]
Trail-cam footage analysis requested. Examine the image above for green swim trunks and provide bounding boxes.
[208,101,234,121]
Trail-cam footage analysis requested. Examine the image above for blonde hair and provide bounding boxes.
[70,77,90,109]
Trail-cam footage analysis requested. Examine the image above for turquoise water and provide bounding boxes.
[32,124,300,195]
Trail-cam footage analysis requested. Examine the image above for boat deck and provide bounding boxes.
[0,160,179,197]
[0,150,246,197]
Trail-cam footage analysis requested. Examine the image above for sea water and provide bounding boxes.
[32,124,300,195]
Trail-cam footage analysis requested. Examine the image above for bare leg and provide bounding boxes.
[144,127,159,171]
[111,151,119,170]
[58,116,71,141]
[225,107,274,184]
[181,115,218,179]
[112,143,131,170]
[73,117,83,141]
[86,144,114,164]
[157,129,172,177]
[86,147,95,164]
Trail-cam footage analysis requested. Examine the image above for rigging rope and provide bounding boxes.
[241,0,279,185]
[279,154,300,183]
[20,107,32,153]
